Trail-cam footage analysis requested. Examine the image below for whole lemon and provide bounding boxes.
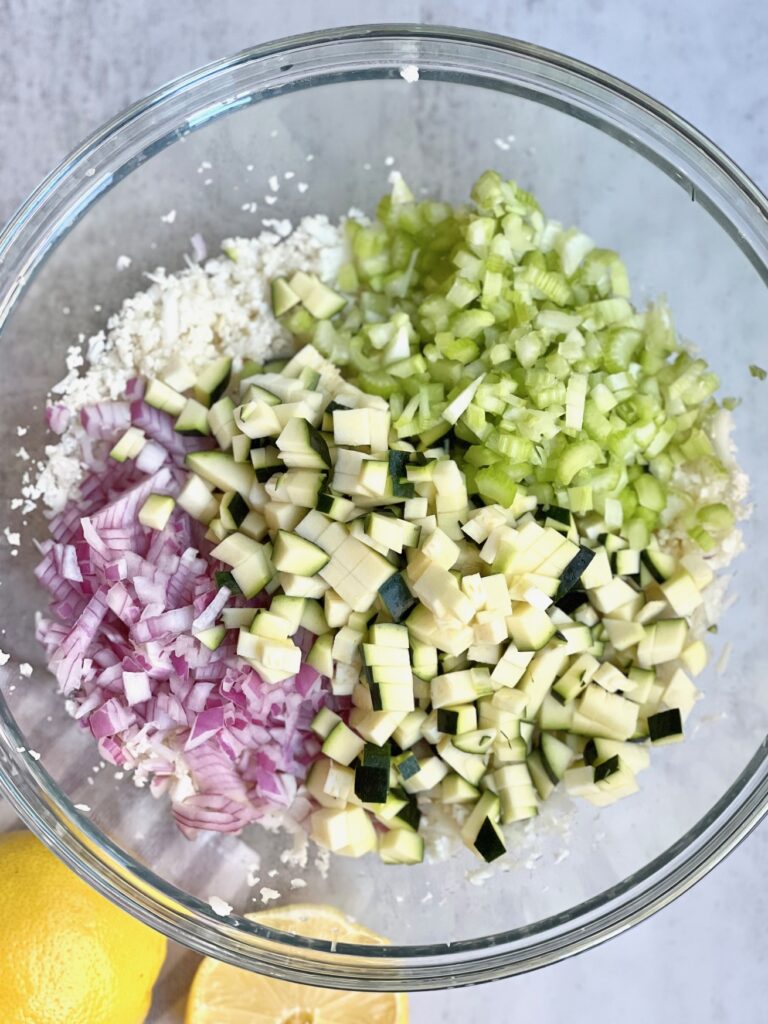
[0,830,166,1024]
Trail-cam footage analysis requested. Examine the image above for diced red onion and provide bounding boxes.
[80,401,132,438]
[192,586,231,632]
[36,392,338,840]
[123,670,151,705]
[125,377,145,400]
[90,696,136,738]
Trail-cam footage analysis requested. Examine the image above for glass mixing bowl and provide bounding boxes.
[0,25,766,990]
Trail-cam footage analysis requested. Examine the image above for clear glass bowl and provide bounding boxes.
[0,26,766,990]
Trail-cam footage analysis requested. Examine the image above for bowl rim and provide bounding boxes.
[1,23,767,989]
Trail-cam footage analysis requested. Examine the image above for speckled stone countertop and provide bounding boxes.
[1,2,766,1021]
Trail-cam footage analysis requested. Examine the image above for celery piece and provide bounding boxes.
[688,525,717,552]
[634,473,666,512]
[556,441,603,486]
[697,503,734,532]
[475,464,518,507]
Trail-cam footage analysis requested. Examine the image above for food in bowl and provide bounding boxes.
[28,169,748,867]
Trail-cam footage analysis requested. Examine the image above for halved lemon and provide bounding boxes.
[185,904,408,1024]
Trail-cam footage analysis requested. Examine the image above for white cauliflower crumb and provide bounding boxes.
[259,887,280,904]
[467,867,494,886]
[115,255,132,271]
[399,63,419,83]
[313,848,331,878]
[289,878,307,890]
[208,896,233,916]
[247,872,260,888]
[28,750,41,761]
[19,663,33,677]
[29,216,346,512]
[0,650,9,667]
[3,528,20,547]
[74,803,91,812]
[161,209,177,224]
[16,426,27,437]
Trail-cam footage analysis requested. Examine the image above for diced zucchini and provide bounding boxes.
[392,709,427,749]
[195,625,227,650]
[399,755,449,794]
[648,707,684,745]
[145,379,186,416]
[208,396,238,450]
[177,473,219,524]
[636,618,688,667]
[640,548,677,582]
[436,704,477,736]
[250,609,292,640]
[271,277,301,316]
[231,549,273,599]
[306,758,355,808]
[453,728,496,754]
[310,805,376,856]
[579,547,612,589]
[440,774,481,804]
[276,417,332,469]
[317,491,358,522]
[219,490,249,530]
[193,356,232,407]
[186,450,256,494]
[378,573,417,622]
[138,493,175,531]
[354,743,391,803]
[322,722,365,766]
[461,791,505,862]
[436,736,486,784]
[160,356,197,393]
[660,569,704,617]
[271,531,330,575]
[307,633,334,677]
[527,751,555,801]
[350,709,408,746]
[506,603,556,651]
[393,751,421,781]
[175,397,211,436]
[378,829,424,864]
[577,684,639,740]
[222,607,256,629]
[540,732,573,782]
[109,426,146,462]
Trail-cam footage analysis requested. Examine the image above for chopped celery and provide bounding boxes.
[270,169,741,553]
